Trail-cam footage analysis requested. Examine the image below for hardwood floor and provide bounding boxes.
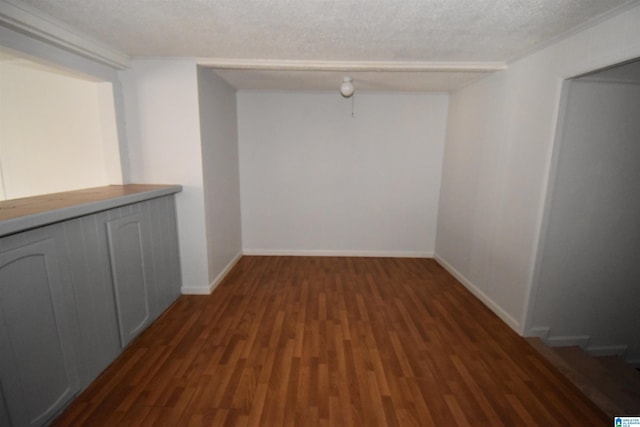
[52,256,608,426]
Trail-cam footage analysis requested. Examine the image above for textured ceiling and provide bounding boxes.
[16,0,639,91]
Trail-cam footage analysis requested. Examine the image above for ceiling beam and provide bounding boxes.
[197,58,507,73]
[0,0,130,69]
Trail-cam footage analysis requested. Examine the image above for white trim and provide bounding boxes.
[527,329,629,358]
[526,326,551,340]
[181,251,243,295]
[241,249,433,258]
[208,251,243,292]
[197,58,506,73]
[575,76,640,86]
[0,0,130,69]
[433,254,521,332]
[585,344,628,357]
[180,249,432,294]
[546,335,590,348]
[521,77,571,333]
[180,285,212,295]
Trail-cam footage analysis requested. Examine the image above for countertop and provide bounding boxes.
[0,184,182,237]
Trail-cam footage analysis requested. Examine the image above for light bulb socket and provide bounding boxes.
[339,77,354,98]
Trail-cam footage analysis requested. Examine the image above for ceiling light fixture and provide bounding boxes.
[339,77,354,98]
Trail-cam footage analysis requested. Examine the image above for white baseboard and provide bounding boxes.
[208,251,243,292]
[526,327,551,340]
[181,251,243,295]
[547,335,590,348]
[433,254,520,333]
[181,249,431,294]
[180,286,211,295]
[586,344,627,357]
[527,329,630,358]
[242,249,434,258]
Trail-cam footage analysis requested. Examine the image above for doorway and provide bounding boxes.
[529,58,640,366]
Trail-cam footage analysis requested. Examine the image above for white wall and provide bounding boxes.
[531,78,640,361]
[435,4,640,332]
[197,67,243,289]
[238,91,448,256]
[0,60,121,200]
[120,58,209,293]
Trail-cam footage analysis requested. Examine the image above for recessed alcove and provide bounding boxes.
[0,49,122,201]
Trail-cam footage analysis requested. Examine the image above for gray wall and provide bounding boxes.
[531,76,640,362]
[197,68,242,285]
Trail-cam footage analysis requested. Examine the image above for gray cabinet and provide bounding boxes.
[61,213,121,390]
[106,211,151,347]
[0,191,182,427]
[103,196,182,347]
[142,196,181,319]
[0,235,79,427]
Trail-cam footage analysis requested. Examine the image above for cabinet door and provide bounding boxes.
[142,196,182,318]
[62,214,121,389]
[106,213,151,347]
[0,238,78,427]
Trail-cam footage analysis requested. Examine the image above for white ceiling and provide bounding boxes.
[16,0,640,91]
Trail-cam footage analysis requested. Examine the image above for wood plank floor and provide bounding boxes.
[52,256,608,426]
